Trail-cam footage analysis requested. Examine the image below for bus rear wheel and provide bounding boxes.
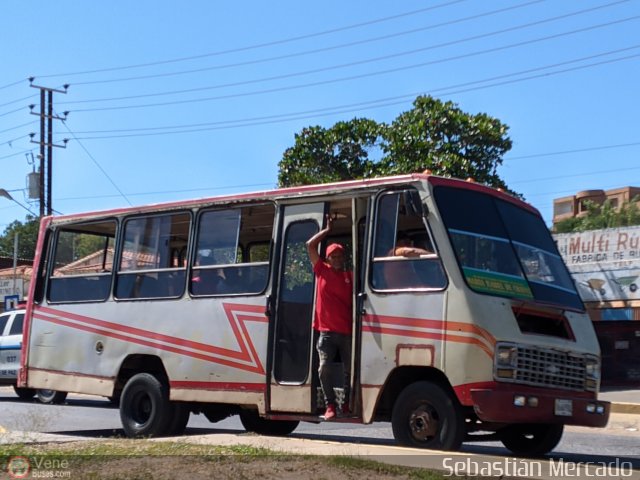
[13,386,35,400]
[239,409,299,436]
[120,373,172,438]
[391,381,465,451]
[499,423,564,456]
[36,389,68,404]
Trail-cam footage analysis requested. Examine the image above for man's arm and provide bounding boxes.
[306,214,333,266]
[394,246,430,257]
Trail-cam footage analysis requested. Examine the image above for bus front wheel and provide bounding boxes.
[120,373,172,438]
[391,381,465,451]
[165,402,190,436]
[499,423,564,456]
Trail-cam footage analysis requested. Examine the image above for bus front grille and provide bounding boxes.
[514,346,588,391]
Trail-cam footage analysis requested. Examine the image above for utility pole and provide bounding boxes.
[28,80,69,216]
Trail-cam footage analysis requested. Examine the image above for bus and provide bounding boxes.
[19,173,609,454]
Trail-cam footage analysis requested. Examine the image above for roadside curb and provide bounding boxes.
[611,402,640,415]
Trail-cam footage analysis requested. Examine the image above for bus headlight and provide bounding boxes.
[585,356,600,380]
[496,344,517,368]
[585,356,600,391]
[495,344,518,380]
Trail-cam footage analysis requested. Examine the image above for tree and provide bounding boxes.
[554,197,640,233]
[278,119,383,187]
[0,216,40,260]
[278,95,514,193]
[381,96,512,190]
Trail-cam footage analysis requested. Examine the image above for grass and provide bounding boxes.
[0,441,451,479]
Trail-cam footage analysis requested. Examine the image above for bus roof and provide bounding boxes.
[46,173,538,224]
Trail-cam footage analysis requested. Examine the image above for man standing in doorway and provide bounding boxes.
[306,214,353,420]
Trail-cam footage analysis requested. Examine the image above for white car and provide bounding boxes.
[0,308,67,404]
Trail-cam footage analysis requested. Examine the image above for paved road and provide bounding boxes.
[1,387,638,465]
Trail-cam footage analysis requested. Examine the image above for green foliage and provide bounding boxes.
[554,197,640,233]
[53,231,110,268]
[0,216,40,260]
[553,216,582,233]
[278,118,383,186]
[278,95,515,194]
[381,96,513,190]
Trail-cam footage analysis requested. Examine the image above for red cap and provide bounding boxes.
[326,243,344,257]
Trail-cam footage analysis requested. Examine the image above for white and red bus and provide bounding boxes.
[19,173,609,454]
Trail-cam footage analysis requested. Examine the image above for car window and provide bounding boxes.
[0,313,10,336]
[8,313,24,336]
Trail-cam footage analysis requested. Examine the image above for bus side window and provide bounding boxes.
[48,220,117,303]
[371,190,446,291]
[115,212,190,300]
[190,204,274,297]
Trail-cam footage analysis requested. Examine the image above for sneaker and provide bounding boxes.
[323,403,336,420]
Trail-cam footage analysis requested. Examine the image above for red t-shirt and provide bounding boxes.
[313,260,353,335]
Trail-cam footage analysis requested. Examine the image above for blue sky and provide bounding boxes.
[1,0,638,232]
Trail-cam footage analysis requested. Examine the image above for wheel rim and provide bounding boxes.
[131,391,153,426]
[39,390,54,400]
[408,404,438,442]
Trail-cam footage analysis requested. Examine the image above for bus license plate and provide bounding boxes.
[555,399,573,416]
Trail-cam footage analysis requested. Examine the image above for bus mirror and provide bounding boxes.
[403,190,425,217]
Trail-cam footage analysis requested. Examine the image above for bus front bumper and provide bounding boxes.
[471,388,610,427]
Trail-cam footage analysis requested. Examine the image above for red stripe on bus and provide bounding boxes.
[363,314,495,349]
[34,303,267,375]
[170,380,265,392]
[362,324,493,358]
[35,313,265,374]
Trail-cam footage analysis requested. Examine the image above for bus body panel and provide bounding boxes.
[28,297,270,401]
[19,174,609,449]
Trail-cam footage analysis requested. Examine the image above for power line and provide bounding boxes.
[59,118,133,206]
[49,164,640,204]
[0,106,27,118]
[0,120,38,135]
[34,0,469,79]
[0,92,40,109]
[507,141,640,161]
[526,180,640,200]
[62,11,638,107]
[0,150,32,161]
[511,165,640,185]
[60,45,640,139]
[0,78,28,91]
[64,17,640,114]
[0,135,29,148]
[71,0,547,87]
[56,182,276,202]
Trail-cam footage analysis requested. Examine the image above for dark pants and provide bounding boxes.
[317,331,351,407]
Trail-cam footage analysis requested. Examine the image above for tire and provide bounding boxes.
[630,283,637,293]
[119,373,172,438]
[499,423,564,456]
[36,389,68,405]
[239,409,299,436]
[13,386,36,400]
[391,381,465,451]
[164,402,190,436]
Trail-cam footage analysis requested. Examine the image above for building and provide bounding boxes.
[553,187,640,386]
[0,256,33,311]
[553,186,640,225]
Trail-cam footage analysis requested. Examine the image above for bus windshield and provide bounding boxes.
[434,185,583,311]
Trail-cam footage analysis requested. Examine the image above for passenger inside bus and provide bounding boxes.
[383,233,432,289]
